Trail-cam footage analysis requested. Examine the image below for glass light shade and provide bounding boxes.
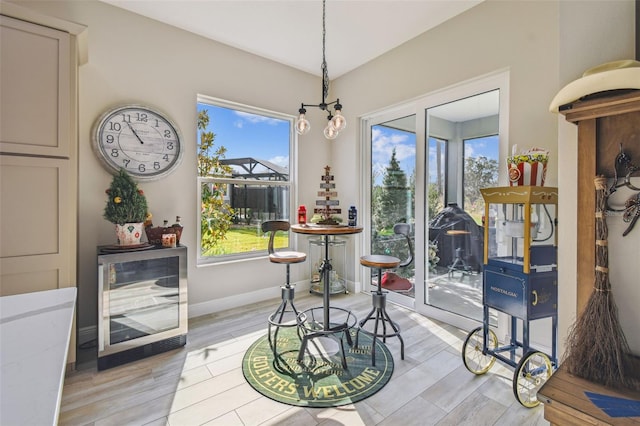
[331,110,346,132]
[324,123,338,139]
[295,115,311,135]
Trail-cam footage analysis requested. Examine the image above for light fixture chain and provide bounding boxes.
[295,0,345,139]
[321,0,329,102]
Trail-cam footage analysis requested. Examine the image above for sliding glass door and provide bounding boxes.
[365,109,417,308]
[423,91,499,329]
[363,71,509,331]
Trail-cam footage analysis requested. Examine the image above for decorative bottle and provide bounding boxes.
[348,206,357,226]
[298,205,307,224]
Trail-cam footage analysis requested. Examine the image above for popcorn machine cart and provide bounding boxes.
[461,186,559,407]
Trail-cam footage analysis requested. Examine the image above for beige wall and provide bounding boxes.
[9,0,638,357]
[8,0,328,331]
[332,0,637,355]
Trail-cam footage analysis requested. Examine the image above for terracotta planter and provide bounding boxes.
[115,222,144,245]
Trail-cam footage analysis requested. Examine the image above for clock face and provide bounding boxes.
[92,104,183,180]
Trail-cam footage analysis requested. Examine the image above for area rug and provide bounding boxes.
[242,327,394,407]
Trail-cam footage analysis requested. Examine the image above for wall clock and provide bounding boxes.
[92,104,183,180]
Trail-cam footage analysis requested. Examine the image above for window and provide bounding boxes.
[428,136,447,218]
[368,116,417,299]
[362,70,508,331]
[463,135,499,225]
[197,95,295,263]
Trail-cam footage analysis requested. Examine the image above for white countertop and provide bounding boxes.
[0,287,76,426]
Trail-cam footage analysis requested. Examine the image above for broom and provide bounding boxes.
[562,176,639,390]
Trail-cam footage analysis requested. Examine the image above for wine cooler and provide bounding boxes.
[97,245,187,370]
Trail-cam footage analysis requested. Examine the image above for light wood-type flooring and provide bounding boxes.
[60,292,549,425]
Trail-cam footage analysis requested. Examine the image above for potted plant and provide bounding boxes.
[104,169,148,245]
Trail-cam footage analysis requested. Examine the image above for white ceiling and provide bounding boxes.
[100,0,483,78]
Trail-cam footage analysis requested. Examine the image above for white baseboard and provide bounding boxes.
[188,279,360,318]
[188,279,313,318]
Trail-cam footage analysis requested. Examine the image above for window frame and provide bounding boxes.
[360,69,510,331]
[196,94,297,265]
[428,136,448,215]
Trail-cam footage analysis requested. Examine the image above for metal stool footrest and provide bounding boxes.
[358,317,402,340]
[296,307,357,369]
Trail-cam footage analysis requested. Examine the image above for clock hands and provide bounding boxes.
[126,122,144,145]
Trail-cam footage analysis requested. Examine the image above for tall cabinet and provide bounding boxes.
[0,5,86,365]
[537,90,640,426]
[559,90,640,316]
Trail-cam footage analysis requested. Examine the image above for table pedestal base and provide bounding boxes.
[297,307,357,369]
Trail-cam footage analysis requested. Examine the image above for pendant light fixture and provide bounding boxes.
[295,0,346,140]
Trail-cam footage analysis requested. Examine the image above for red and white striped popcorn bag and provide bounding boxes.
[507,147,548,187]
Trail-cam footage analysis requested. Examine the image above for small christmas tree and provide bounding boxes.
[104,169,148,225]
[314,165,341,225]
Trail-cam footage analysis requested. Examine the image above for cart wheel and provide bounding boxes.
[513,351,552,408]
[462,326,498,375]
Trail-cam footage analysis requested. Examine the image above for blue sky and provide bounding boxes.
[464,135,498,160]
[371,126,416,186]
[198,102,290,169]
[198,103,498,183]
[371,125,498,186]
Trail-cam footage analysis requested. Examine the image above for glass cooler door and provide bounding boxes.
[98,247,187,358]
[106,256,180,345]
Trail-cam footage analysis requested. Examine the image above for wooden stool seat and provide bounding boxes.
[269,251,306,264]
[360,254,400,270]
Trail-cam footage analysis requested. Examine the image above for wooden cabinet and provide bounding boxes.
[0,10,82,365]
[0,155,73,294]
[0,15,71,156]
[0,14,77,293]
[538,90,640,425]
[558,90,640,315]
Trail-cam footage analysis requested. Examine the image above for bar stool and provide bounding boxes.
[357,254,405,366]
[446,229,472,278]
[262,221,306,354]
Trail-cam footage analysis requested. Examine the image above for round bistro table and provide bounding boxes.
[290,224,363,366]
[291,224,363,328]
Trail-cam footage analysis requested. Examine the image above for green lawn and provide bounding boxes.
[205,225,289,256]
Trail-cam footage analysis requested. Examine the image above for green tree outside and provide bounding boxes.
[427,182,443,220]
[198,109,235,256]
[371,149,412,267]
[373,148,408,231]
[464,155,498,223]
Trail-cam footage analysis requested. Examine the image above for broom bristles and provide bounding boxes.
[564,291,637,388]
[562,176,640,390]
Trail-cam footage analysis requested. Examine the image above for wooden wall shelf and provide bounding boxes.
[537,90,640,426]
[559,90,640,314]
